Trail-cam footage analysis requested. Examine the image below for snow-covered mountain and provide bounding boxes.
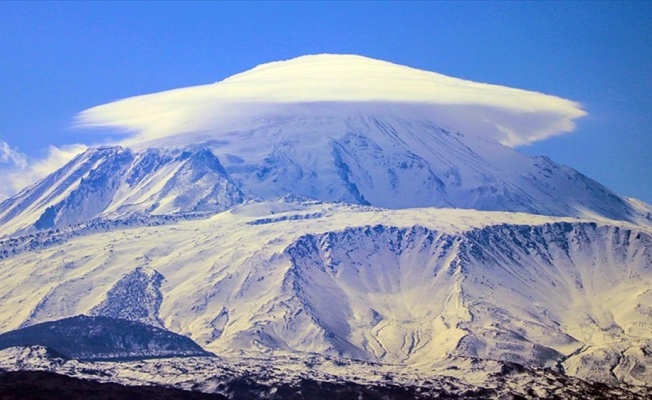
[0,109,650,236]
[0,146,244,236]
[1,55,650,237]
[0,201,650,386]
[0,54,651,394]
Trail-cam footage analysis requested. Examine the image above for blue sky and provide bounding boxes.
[1,1,651,203]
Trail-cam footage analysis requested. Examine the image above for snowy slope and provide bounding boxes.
[0,146,244,236]
[0,113,650,237]
[194,108,649,223]
[0,201,650,385]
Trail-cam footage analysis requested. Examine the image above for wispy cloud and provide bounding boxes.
[0,141,28,170]
[0,141,87,201]
[76,54,586,147]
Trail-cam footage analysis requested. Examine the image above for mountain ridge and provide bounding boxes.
[1,111,650,237]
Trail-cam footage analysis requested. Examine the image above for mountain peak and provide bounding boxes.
[0,145,244,235]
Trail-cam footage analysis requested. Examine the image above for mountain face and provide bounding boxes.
[0,111,649,237]
[0,54,651,394]
[0,201,650,387]
[0,146,244,236]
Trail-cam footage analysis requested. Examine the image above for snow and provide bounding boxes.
[0,148,105,235]
[2,111,649,238]
[0,146,245,236]
[0,346,649,399]
[0,200,650,386]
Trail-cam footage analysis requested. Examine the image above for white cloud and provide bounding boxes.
[0,142,87,201]
[76,54,586,147]
[0,141,28,169]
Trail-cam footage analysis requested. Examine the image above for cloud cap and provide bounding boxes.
[77,54,586,147]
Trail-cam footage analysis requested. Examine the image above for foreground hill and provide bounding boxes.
[1,346,649,399]
[0,315,212,360]
[0,370,225,400]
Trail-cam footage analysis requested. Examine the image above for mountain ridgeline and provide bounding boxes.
[0,112,649,237]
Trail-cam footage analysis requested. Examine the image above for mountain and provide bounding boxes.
[0,146,244,236]
[0,110,650,237]
[0,201,650,387]
[0,54,651,395]
[1,55,650,237]
[0,315,212,360]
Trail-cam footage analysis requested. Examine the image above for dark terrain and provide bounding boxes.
[0,316,211,360]
[1,369,648,400]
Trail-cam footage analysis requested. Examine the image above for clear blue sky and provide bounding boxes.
[1,1,651,203]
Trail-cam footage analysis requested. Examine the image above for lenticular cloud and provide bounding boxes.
[77,54,586,147]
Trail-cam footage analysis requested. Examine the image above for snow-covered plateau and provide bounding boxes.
[0,55,651,397]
